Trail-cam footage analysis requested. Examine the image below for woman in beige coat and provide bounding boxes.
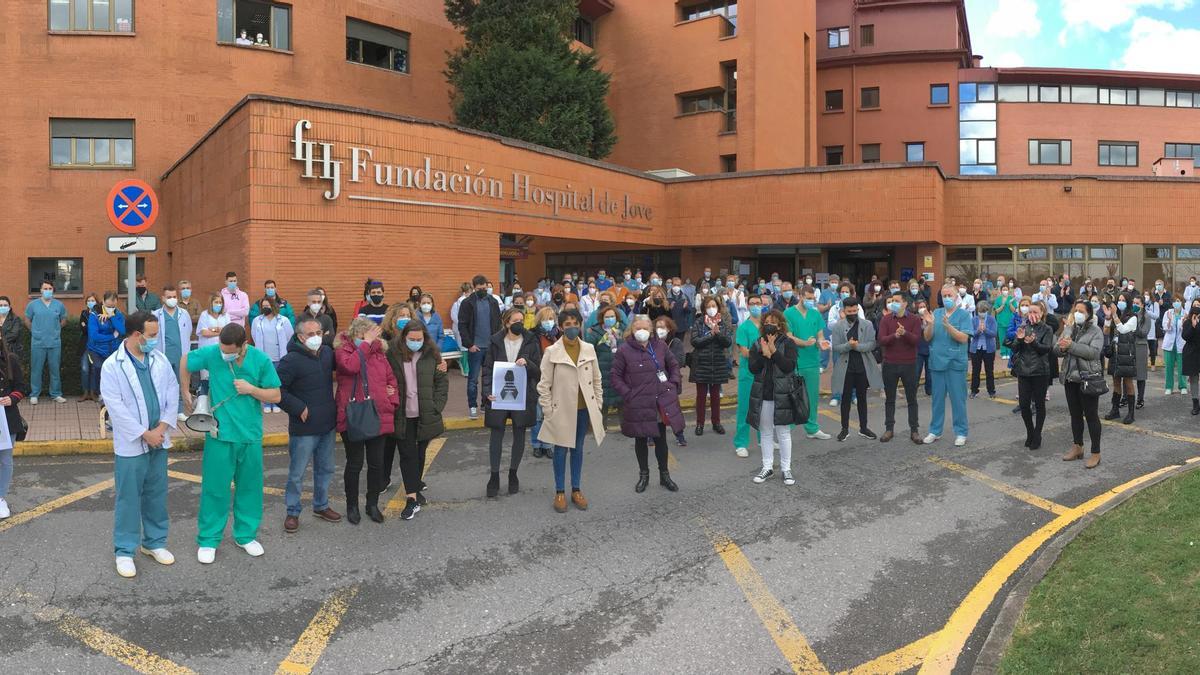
[536,309,606,513]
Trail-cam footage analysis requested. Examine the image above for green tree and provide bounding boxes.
[445,0,617,160]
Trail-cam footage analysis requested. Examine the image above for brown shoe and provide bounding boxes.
[1085,453,1101,469]
[284,515,299,533]
[1062,444,1084,462]
[910,432,923,445]
[313,507,342,523]
[553,492,568,513]
[571,490,589,510]
[880,430,894,443]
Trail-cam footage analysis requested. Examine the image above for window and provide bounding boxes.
[1055,247,1085,260]
[860,24,874,46]
[905,142,925,162]
[982,246,1014,261]
[998,84,1028,102]
[1099,87,1138,105]
[860,87,880,109]
[1099,142,1138,167]
[720,154,737,173]
[49,0,134,32]
[347,19,410,73]
[1089,247,1120,260]
[1017,247,1049,261]
[958,83,997,174]
[1167,91,1195,108]
[827,26,849,48]
[217,0,291,51]
[861,144,880,163]
[681,1,737,34]
[722,61,737,132]
[930,84,950,105]
[1028,139,1071,165]
[946,247,977,262]
[1139,88,1165,106]
[572,16,594,47]
[115,256,147,294]
[1069,86,1098,104]
[1166,143,1200,159]
[824,89,843,112]
[50,118,134,167]
[825,146,844,166]
[28,258,84,295]
[679,91,724,114]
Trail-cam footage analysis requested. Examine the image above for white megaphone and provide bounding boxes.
[185,390,220,437]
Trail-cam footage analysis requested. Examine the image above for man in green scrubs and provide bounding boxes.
[733,294,765,457]
[784,285,832,440]
[180,323,281,564]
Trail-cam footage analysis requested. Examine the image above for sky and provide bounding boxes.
[965,0,1200,73]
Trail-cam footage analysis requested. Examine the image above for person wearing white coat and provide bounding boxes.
[250,297,294,413]
[100,311,179,579]
[1161,300,1187,395]
[153,287,193,422]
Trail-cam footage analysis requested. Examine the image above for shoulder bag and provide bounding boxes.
[1078,369,1109,397]
[344,351,381,442]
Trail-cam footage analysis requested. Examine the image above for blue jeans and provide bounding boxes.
[929,368,969,438]
[466,349,485,408]
[30,345,62,398]
[285,431,335,516]
[917,352,932,395]
[80,352,91,395]
[0,448,12,498]
[531,405,547,449]
[553,409,588,491]
[113,448,169,557]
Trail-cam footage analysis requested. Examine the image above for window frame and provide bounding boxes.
[217,0,293,52]
[905,142,925,163]
[824,145,844,166]
[346,17,411,74]
[827,26,850,49]
[930,83,950,106]
[720,154,737,173]
[1165,142,1200,159]
[824,89,844,112]
[680,0,738,34]
[28,257,85,297]
[48,0,135,33]
[1098,141,1138,167]
[861,143,881,164]
[860,23,874,47]
[678,90,725,115]
[860,86,880,110]
[1028,139,1072,166]
[49,118,135,169]
[572,15,595,47]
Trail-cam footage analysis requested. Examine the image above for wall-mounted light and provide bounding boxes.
[1063,186,1072,193]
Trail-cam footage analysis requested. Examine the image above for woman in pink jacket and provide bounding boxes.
[335,318,400,524]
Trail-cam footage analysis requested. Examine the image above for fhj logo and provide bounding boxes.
[291,119,653,222]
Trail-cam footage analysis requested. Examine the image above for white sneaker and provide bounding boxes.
[53,396,67,404]
[29,397,38,406]
[735,447,749,458]
[115,557,136,578]
[954,435,967,447]
[782,470,796,486]
[140,547,175,565]
[807,430,832,440]
[1165,389,1172,396]
[828,398,839,407]
[752,468,774,484]
[0,498,9,519]
[197,547,216,564]
[923,433,941,445]
[177,413,188,423]
[469,407,479,420]
[239,540,265,557]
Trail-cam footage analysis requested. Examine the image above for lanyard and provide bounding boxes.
[646,343,662,371]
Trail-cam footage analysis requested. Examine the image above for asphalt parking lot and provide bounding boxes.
[2,371,1199,674]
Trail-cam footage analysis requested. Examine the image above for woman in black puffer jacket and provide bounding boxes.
[688,296,734,436]
[1005,302,1055,450]
[747,310,799,485]
[1104,292,1139,425]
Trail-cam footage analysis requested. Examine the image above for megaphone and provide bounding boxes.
[185,393,219,437]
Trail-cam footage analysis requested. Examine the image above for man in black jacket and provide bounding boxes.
[458,274,501,419]
[276,317,341,533]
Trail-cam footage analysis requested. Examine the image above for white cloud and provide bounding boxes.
[1061,0,1193,32]
[985,0,1042,38]
[989,50,1027,67]
[1116,17,1200,73]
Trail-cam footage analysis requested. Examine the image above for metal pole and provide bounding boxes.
[126,251,137,314]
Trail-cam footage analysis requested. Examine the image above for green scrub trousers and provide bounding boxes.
[197,437,264,548]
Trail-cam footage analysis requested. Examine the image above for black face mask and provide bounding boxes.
[846,314,859,323]
[553,294,564,304]
[763,324,779,336]
[262,306,273,315]
[370,295,384,304]
[475,289,488,298]
[509,323,524,336]
[136,287,147,296]
[1192,306,1200,315]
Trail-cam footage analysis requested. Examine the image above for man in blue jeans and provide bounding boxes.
[275,317,341,533]
[457,274,501,420]
[24,280,68,405]
[923,284,974,446]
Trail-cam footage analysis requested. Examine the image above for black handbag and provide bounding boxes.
[788,373,811,424]
[344,352,381,442]
[1078,370,1109,397]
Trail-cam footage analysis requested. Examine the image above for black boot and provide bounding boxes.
[711,423,726,435]
[694,424,704,436]
[346,503,361,525]
[365,502,385,523]
[508,469,520,495]
[635,470,650,493]
[486,472,500,498]
[1192,398,1199,416]
[659,470,679,492]
[1103,393,1121,420]
[1122,396,1135,425]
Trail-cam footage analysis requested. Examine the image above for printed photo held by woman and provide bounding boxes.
[385,320,448,520]
[611,315,684,494]
[481,309,542,498]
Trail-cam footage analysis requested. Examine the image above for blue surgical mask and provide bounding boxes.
[265,288,276,297]
[1091,301,1100,311]
[541,320,556,332]
[1117,301,1127,312]
[803,299,816,310]
[396,318,410,330]
[1174,301,1183,311]
[564,327,581,340]
[0,307,9,316]
[41,289,53,300]
[181,288,192,299]
[87,300,97,310]
[749,305,763,318]
[943,296,956,307]
[227,281,238,291]
[406,339,424,351]
[212,303,223,313]
[603,316,617,328]
[840,291,851,300]
[142,337,159,351]
[221,351,239,362]
[887,302,901,313]
[783,290,794,300]
[910,288,919,295]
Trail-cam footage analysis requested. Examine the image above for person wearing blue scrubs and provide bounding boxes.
[923,284,974,446]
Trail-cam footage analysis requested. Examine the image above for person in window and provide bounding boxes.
[236,29,253,46]
[254,32,269,47]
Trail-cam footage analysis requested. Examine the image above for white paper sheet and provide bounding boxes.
[0,407,13,451]
[490,362,527,411]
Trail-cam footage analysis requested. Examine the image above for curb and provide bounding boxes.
[13,396,740,457]
[971,459,1200,674]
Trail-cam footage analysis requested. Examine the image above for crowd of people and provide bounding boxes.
[0,265,1195,578]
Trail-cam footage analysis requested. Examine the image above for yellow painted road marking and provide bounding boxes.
[384,437,447,517]
[928,456,1070,516]
[17,590,194,674]
[1100,418,1200,445]
[168,470,289,498]
[991,396,1018,406]
[275,584,360,675]
[708,531,829,674]
[0,478,114,534]
[837,632,938,675]
[917,459,1197,674]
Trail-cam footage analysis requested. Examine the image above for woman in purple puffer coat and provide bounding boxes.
[611,315,685,494]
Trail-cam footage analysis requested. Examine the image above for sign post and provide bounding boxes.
[106,179,159,313]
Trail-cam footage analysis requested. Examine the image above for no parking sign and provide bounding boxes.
[106,179,159,233]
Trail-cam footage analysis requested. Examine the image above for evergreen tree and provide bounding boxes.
[445,0,617,160]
